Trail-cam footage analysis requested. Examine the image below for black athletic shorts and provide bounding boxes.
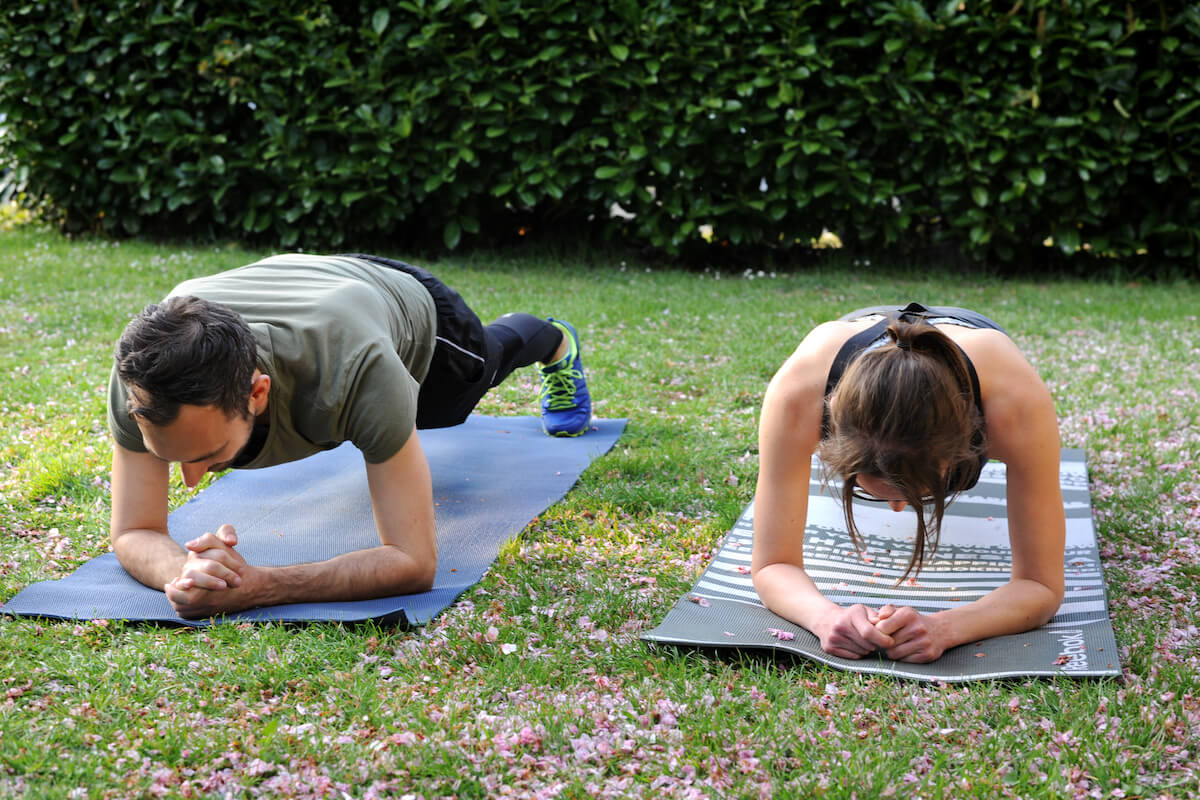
[339,253,500,429]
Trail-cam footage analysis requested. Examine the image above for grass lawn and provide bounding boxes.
[1,227,1197,799]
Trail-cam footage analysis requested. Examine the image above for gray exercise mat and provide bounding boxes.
[4,416,625,627]
[644,449,1121,682]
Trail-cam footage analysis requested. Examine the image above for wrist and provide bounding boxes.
[798,598,843,638]
[241,565,275,607]
[114,532,188,589]
[927,610,960,650]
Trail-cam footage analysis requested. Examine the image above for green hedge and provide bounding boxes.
[1,1,1196,263]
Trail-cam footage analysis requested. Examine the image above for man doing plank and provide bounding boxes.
[107,253,592,618]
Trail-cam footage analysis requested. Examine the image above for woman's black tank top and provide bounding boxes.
[821,302,1007,492]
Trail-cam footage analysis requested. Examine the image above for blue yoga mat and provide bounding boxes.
[4,416,625,627]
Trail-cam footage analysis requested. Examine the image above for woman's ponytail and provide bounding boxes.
[819,316,987,581]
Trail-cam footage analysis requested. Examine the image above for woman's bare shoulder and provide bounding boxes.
[953,328,1044,391]
[950,328,1057,460]
[761,320,862,437]
[773,319,872,386]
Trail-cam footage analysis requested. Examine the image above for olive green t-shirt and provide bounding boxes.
[107,253,437,466]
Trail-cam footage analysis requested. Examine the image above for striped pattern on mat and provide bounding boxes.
[644,449,1121,682]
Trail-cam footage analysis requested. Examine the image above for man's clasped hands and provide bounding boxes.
[163,524,254,618]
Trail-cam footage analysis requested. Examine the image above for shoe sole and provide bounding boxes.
[543,422,591,438]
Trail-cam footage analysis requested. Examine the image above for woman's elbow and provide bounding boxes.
[1033,581,1065,626]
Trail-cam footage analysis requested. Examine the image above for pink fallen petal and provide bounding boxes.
[687,595,712,607]
[500,643,518,655]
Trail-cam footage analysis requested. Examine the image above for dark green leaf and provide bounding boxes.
[443,219,461,249]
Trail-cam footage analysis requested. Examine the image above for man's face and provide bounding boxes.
[136,404,255,489]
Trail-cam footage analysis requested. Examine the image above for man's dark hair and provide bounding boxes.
[115,296,258,426]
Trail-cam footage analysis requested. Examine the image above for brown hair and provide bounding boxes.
[817,316,986,581]
[115,296,258,426]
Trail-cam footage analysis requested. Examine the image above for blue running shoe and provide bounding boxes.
[539,318,592,437]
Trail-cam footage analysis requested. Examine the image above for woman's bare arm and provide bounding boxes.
[752,324,896,658]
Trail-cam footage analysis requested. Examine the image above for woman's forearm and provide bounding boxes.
[930,578,1063,649]
[753,562,841,633]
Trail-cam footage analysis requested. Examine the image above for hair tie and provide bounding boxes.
[888,329,911,351]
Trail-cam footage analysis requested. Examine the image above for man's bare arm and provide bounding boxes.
[164,432,438,617]
[110,443,192,588]
[249,430,438,604]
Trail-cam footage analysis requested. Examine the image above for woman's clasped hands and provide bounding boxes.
[814,603,949,664]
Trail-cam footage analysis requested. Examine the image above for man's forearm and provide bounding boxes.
[245,544,435,608]
[112,530,189,590]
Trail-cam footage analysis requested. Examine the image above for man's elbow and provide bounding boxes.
[382,547,436,594]
[109,528,152,571]
[410,559,437,593]
[109,528,133,560]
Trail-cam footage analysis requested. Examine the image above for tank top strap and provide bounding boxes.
[950,350,988,491]
[821,317,891,438]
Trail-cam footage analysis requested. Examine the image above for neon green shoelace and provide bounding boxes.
[540,367,584,410]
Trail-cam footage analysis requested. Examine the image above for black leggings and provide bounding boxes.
[485,313,561,388]
[339,253,560,428]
